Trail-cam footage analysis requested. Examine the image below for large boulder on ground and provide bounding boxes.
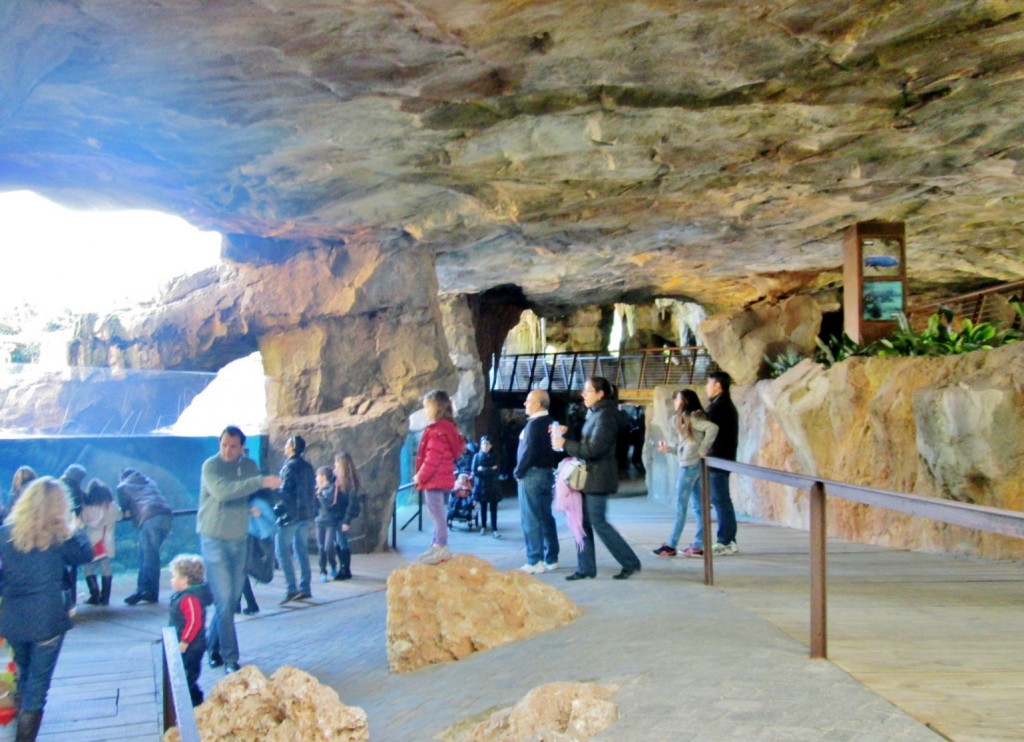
[438,681,619,742]
[386,554,582,674]
[162,665,368,742]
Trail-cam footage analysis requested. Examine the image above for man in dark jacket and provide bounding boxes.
[689,371,740,557]
[275,435,317,603]
[117,468,174,604]
[514,391,561,574]
[60,464,89,609]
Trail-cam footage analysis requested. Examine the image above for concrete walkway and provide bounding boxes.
[30,491,1024,741]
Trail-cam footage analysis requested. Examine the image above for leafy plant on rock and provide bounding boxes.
[814,333,876,367]
[763,347,805,378]
[877,304,1021,357]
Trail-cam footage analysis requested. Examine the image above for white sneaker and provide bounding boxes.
[712,541,739,556]
[421,545,452,565]
[519,562,546,575]
[492,530,502,539]
[544,562,560,571]
[419,544,439,560]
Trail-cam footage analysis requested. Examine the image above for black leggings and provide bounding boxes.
[480,498,498,530]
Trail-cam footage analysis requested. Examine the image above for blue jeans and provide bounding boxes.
[138,513,172,598]
[276,520,312,595]
[9,633,65,712]
[518,468,558,565]
[667,463,702,549]
[692,468,738,548]
[577,493,641,576]
[201,535,247,664]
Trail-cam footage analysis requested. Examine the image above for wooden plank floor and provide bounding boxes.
[20,499,1024,741]
[715,527,1024,742]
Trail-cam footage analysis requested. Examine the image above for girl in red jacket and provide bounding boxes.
[413,389,465,565]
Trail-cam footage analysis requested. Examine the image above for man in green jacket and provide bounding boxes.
[198,426,280,674]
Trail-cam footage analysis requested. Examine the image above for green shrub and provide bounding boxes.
[877,305,1020,357]
[764,347,805,378]
[815,333,876,367]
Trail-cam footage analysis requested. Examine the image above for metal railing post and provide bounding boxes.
[161,627,200,741]
[391,493,398,549]
[809,481,827,659]
[701,460,713,586]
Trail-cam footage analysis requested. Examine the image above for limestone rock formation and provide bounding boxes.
[162,665,368,742]
[4,2,1023,311]
[749,342,1024,558]
[61,239,458,550]
[386,554,582,673]
[699,294,832,385]
[438,682,619,742]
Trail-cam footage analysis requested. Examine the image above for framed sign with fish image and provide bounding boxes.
[843,221,907,343]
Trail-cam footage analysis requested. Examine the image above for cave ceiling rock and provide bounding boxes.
[2,1,1023,317]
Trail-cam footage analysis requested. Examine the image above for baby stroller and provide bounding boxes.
[446,471,480,530]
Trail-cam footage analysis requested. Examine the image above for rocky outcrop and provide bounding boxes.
[699,294,832,385]
[438,682,618,742]
[751,342,1024,558]
[440,295,486,429]
[644,343,1024,559]
[386,555,581,674]
[63,239,458,551]
[163,665,368,742]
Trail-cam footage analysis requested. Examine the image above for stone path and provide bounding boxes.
[25,492,1024,740]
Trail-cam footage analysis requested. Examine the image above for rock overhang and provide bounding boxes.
[2,1,1023,313]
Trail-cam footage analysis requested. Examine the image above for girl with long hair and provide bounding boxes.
[0,477,92,741]
[330,452,362,580]
[413,389,465,565]
[652,389,719,557]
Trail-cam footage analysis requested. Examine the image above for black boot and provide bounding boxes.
[334,548,352,580]
[100,576,112,606]
[84,575,101,605]
[16,709,43,742]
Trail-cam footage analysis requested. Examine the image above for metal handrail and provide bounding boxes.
[490,347,717,393]
[161,627,200,741]
[390,482,419,549]
[700,457,1024,660]
[905,279,1024,331]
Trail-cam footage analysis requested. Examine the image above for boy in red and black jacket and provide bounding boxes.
[168,554,214,706]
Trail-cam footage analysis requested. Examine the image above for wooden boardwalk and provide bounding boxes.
[18,495,1024,741]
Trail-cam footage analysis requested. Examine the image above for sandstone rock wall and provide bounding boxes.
[66,238,459,551]
[646,343,1024,559]
[699,294,833,385]
[439,294,486,430]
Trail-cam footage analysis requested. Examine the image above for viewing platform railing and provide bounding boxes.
[161,627,200,741]
[699,457,1024,660]
[490,347,717,396]
[905,278,1024,331]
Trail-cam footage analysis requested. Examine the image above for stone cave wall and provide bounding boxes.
[64,237,460,551]
[647,342,1024,560]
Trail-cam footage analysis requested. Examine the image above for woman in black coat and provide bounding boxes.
[0,476,92,741]
[552,376,642,580]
